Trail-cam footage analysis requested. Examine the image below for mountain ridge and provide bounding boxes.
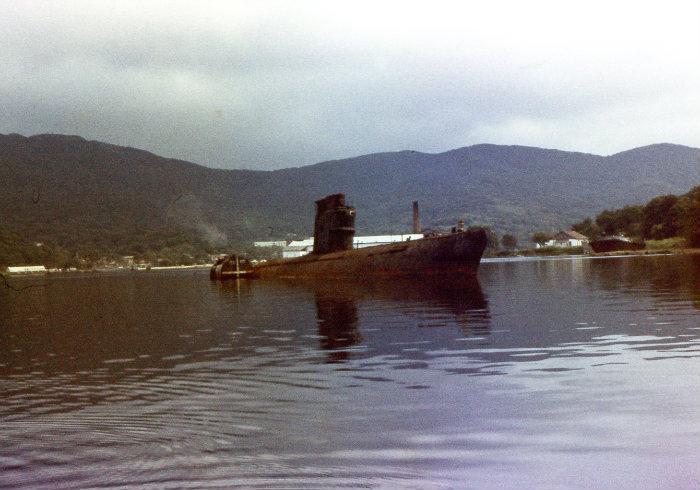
[10,132,693,171]
[1,133,698,262]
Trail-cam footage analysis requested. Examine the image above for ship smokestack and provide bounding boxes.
[412,201,420,234]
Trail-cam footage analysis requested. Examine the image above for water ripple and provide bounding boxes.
[1,256,700,488]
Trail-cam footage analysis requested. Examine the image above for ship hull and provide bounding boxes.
[590,238,645,253]
[250,229,487,279]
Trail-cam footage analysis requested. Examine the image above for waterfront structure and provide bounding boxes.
[253,240,287,248]
[6,265,47,274]
[412,201,420,233]
[543,230,589,248]
[282,234,425,258]
[282,238,315,258]
[353,234,424,248]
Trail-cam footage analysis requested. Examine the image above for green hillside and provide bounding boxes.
[1,133,698,267]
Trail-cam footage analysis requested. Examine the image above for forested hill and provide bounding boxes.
[1,133,698,263]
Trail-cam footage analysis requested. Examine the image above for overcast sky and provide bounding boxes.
[1,1,699,170]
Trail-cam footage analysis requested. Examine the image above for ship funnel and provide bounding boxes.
[313,194,356,255]
[412,201,420,233]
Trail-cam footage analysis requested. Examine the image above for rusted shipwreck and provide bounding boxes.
[210,194,487,280]
[589,236,645,253]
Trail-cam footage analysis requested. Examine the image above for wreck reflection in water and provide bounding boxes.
[309,277,489,362]
[316,292,360,362]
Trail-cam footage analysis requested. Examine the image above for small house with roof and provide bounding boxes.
[544,230,589,248]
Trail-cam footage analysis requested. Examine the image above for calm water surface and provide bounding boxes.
[1,255,700,488]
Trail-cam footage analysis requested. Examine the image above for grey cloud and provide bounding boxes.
[1,2,698,169]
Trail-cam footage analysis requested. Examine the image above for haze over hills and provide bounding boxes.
[1,133,698,261]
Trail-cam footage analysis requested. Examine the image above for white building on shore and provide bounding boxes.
[282,238,315,258]
[6,265,47,274]
[541,230,590,248]
[353,234,423,249]
[281,234,424,258]
[253,240,287,248]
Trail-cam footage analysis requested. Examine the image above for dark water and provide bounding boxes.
[1,255,699,489]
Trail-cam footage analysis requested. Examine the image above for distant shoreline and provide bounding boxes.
[590,248,700,257]
[4,264,213,276]
[6,250,700,276]
[483,247,700,263]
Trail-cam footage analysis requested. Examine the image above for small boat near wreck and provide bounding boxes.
[210,193,487,280]
[589,235,645,253]
[210,254,255,280]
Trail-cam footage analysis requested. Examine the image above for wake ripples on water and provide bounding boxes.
[1,256,700,488]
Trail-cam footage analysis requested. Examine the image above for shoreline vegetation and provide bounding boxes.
[571,187,699,249]
[2,182,697,273]
[519,186,699,259]
[2,134,697,274]
[591,248,700,257]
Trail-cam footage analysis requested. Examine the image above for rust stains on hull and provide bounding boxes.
[211,193,487,280]
[251,228,487,279]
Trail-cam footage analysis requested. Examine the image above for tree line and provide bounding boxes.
[4,186,697,269]
[0,223,219,269]
[570,186,700,246]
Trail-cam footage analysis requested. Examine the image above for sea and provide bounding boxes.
[1,254,699,489]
